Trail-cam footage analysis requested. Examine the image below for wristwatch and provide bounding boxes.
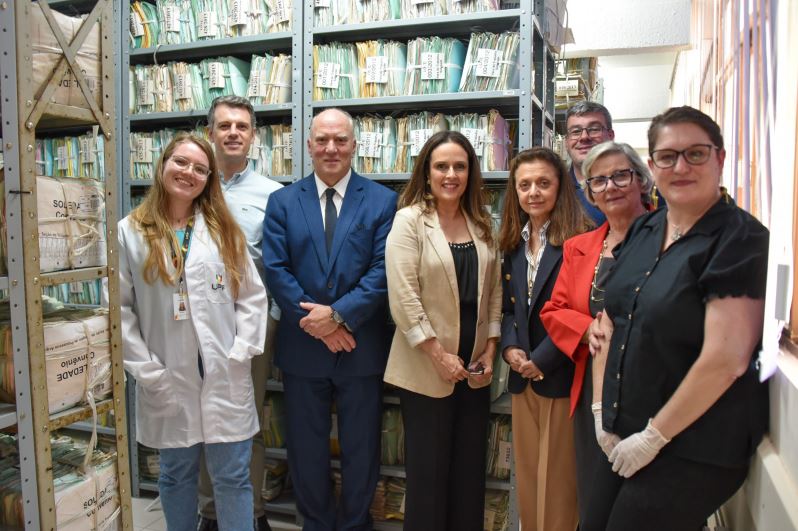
[330,309,352,332]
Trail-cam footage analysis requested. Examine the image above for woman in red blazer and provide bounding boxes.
[539,141,652,529]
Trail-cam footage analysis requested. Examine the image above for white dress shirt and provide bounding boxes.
[314,170,351,229]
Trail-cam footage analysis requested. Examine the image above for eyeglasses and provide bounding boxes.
[585,169,636,193]
[566,125,607,140]
[650,144,718,169]
[169,155,211,179]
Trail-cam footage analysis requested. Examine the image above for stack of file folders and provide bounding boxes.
[383,478,406,521]
[356,40,407,98]
[352,110,510,174]
[42,279,104,306]
[459,32,520,92]
[138,444,160,482]
[313,42,360,100]
[448,0,500,14]
[313,0,499,26]
[404,36,466,95]
[248,53,292,105]
[262,392,287,448]
[486,415,512,480]
[130,1,160,49]
[401,0,446,18]
[250,124,293,177]
[35,128,105,181]
[130,129,178,180]
[484,489,510,531]
[156,0,198,45]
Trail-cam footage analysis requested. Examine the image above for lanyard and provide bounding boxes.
[172,216,195,291]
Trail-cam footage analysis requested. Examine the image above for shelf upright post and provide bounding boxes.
[0,1,42,528]
[517,0,534,152]
[302,0,315,178]
[292,0,305,182]
[2,0,133,528]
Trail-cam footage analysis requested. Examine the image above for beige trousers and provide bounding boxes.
[511,385,578,531]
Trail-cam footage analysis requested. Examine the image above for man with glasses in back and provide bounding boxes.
[564,101,615,225]
[197,95,282,531]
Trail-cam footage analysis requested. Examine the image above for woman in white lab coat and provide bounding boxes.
[119,132,267,531]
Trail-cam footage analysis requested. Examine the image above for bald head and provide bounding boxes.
[308,108,357,186]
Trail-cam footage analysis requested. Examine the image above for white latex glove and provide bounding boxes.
[591,402,621,457]
[609,419,670,478]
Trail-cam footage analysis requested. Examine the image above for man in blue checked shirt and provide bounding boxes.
[197,96,281,531]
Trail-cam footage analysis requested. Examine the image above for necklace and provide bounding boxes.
[671,224,683,242]
[590,234,610,303]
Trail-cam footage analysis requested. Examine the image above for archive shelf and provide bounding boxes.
[129,33,293,65]
[0,0,133,528]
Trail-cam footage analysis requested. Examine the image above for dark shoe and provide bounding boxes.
[197,516,219,531]
[255,514,272,531]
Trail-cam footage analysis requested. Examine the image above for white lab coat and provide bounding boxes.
[119,212,267,449]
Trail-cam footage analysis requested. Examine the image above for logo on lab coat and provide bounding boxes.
[211,273,225,291]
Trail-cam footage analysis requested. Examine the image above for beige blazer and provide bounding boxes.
[384,204,502,398]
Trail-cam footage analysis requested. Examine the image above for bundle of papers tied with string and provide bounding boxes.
[36,128,106,181]
[395,111,448,172]
[404,37,466,95]
[191,0,229,40]
[380,406,404,466]
[132,64,174,114]
[447,0,500,14]
[156,0,197,45]
[448,109,510,171]
[36,176,107,273]
[201,56,252,102]
[357,40,407,98]
[248,124,293,177]
[484,489,510,531]
[130,129,178,180]
[313,42,359,100]
[129,1,160,49]
[459,31,520,92]
[31,2,102,109]
[401,0,446,18]
[170,61,206,110]
[43,279,105,306]
[353,115,398,174]
[0,310,111,415]
[247,53,292,105]
[486,415,512,480]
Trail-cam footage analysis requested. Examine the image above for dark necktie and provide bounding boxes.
[324,188,337,254]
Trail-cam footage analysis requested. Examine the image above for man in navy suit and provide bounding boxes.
[262,108,397,530]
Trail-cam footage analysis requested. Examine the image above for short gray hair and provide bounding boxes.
[565,101,613,131]
[581,141,653,206]
[207,96,256,129]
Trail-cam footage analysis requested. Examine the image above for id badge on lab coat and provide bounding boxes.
[174,285,189,320]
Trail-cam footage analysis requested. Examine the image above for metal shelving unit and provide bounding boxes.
[0,0,133,528]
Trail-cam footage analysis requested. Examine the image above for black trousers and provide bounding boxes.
[579,441,748,531]
[398,381,491,531]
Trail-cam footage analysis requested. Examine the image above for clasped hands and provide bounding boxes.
[299,302,356,353]
[503,348,544,381]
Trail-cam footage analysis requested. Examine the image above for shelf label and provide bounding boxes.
[229,0,249,26]
[175,73,191,100]
[314,0,331,7]
[248,135,261,160]
[282,132,293,160]
[461,128,486,152]
[69,282,84,294]
[365,56,389,84]
[476,48,502,78]
[247,72,261,97]
[556,78,580,97]
[137,79,155,107]
[134,137,154,164]
[56,145,68,171]
[130,10,145,37]
[358,132,383,158]
[198,11,217,37]
[316,62,341,89]
[79,136,97,162]
[410,128,433,157]
[164,5,181,33]
[208,62,226,89]
[272,0,290,23]
[497,440,512,470]
[420,52,444,81]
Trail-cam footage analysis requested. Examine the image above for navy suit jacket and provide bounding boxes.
[500,241,574,397]
[262,171,397,377]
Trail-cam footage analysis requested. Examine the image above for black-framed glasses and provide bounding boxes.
[169,155,211,179]
[566,125,607,140]
[585,169,636,193]
[650,144,718,169]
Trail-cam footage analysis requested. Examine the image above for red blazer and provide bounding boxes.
[540,222,609,415]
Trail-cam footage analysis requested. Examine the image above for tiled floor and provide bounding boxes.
[132,495,301,531]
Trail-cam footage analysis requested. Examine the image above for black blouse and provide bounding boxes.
[602,197,769,467]
[450,241,478,363]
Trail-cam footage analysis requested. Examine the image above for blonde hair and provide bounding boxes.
[130,132,249,297]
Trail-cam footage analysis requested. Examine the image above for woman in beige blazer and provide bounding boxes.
[384,131,502,531]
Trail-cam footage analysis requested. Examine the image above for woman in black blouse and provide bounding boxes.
[590,106,769,530]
